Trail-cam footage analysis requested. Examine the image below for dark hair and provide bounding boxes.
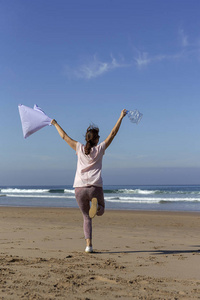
[84,125,99,155]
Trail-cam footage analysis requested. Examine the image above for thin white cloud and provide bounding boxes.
[133,28,199,68]
[66,55,128,80]
[134,51,184,68]
[134,52,151,67]
[65,29,200,78]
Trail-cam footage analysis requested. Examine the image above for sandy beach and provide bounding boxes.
[0,207,199,299]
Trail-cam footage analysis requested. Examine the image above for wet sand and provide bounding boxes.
[0,207,199,299]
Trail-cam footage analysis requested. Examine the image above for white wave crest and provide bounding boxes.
[105,196,200,204]
[64,189,75,194]
[118,189,157,195]
[6,194,76,199]
[1,188,49,194]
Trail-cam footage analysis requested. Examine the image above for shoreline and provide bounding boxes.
[0,204,200,213]
[0,207,199,299]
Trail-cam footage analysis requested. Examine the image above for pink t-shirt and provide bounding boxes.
[73,141,106,187]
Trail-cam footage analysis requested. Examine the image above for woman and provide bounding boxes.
[51,109,127,253]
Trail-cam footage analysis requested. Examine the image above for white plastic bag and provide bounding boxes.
[18,104,52,138]
[126,109,143,124]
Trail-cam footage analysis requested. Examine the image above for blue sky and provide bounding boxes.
[1,0,200,186]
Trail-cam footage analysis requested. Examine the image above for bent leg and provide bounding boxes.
[89,186,105,216]
[97,204,104,216]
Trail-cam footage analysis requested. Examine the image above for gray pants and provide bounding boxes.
[75,186,105,239]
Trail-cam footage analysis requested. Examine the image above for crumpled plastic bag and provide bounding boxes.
[18,104,52,138]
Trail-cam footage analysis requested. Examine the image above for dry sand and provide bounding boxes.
[0,207,199,299]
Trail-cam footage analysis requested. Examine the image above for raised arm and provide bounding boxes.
[104,109,127,149]
[51,119,77,151]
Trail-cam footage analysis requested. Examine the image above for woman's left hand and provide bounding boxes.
[120,109,127,119]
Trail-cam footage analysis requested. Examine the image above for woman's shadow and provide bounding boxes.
[94,245,200,255]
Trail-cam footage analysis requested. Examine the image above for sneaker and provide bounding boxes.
[85,246,93,253]
[89,198,98,218]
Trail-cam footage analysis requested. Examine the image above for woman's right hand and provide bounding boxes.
[51,119,57,125]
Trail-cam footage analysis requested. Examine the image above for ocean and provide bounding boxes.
[1,185,200,212]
